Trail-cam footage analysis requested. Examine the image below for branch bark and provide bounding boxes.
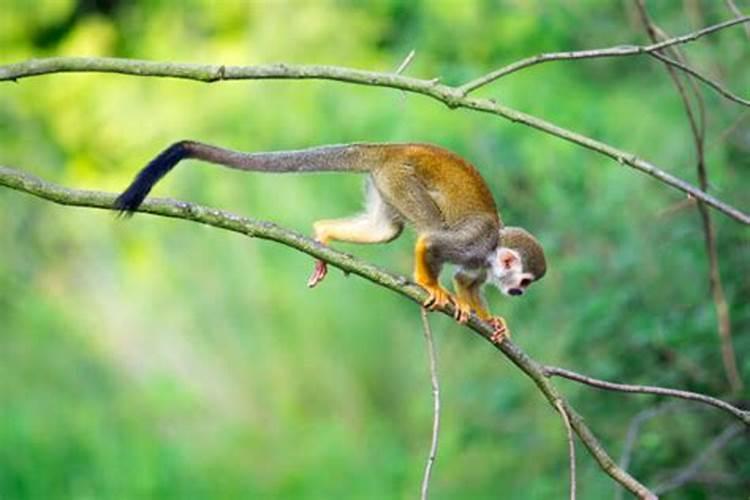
[1,55,748,225]
[0,164,657,499]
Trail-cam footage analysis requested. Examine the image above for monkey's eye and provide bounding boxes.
[520,278,532,287]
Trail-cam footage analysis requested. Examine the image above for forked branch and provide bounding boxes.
[459,16,750,98]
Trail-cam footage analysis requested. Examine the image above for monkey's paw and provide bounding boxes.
[488,316,510,344]
[307,260,328,288]
[453,298,473,324]
[422,284,454,311]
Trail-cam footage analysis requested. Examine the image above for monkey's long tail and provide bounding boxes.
[114,141,379,215]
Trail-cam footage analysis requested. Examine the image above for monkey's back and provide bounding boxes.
[374,143,500,230]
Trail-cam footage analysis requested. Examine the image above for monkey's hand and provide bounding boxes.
[307,260,328,288]
[487,316,510,344]
[421,283,454,310]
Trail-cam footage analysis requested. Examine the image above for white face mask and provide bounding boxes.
[488,247,536,297]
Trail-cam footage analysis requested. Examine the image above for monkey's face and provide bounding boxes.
[488,247,537,297]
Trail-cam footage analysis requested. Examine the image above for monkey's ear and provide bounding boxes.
[497,248,520,270]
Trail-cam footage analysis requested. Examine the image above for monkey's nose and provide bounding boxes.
[508,288,523,296]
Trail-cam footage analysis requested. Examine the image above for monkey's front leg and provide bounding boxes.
[414,235,454,310]
[454,271,509,343]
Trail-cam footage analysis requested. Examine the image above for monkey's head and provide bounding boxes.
[489,227,547,297]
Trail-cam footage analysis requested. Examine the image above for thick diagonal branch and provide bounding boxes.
[0,165,656,499]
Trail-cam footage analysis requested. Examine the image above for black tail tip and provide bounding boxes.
[113,141,191,217]
[114,188,147,217]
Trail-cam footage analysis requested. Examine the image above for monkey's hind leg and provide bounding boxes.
[308,197,403,287]
[308,216,402,287]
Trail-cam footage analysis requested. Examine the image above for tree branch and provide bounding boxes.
[458,16,750,96]
[543,366,750,426]
[646,50,750,107]
[1,56,748,225]
[419,308,440,500]
[395,49,417,75]
[725,0,750,39]
[555,400,577,500]
[0,164,656,499]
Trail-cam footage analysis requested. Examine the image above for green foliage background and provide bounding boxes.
[1,1,748,498]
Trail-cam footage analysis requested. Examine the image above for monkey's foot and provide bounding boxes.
[421,284,454,310]
[488,316,510,344]
[307,260,328,288]
[453,298,473,324]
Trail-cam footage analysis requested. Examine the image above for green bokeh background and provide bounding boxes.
[1,1,748,498]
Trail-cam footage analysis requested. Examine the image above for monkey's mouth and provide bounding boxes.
[495,284,524,298]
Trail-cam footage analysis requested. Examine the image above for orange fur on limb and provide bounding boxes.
[414,235,453,310]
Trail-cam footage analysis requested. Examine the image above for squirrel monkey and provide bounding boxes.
[116,141,546,341]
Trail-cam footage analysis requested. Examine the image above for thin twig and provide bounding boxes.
[697,215,743,394]
[394,50,416,102]
[543,366,750,426]
[697,196,743,394]
[419,308,440,500]
[646,50,750,107]
[1,57,748,224]
[395,50,416,75]
[0,165,657,498]
[458,16,750,94]
[656,196,697,219]
[725,0,750,38]
[614,402,684,500]
[652,423,744,495]
[709,110,749,151]
[555,400,577,500]
[634,0,706,148]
